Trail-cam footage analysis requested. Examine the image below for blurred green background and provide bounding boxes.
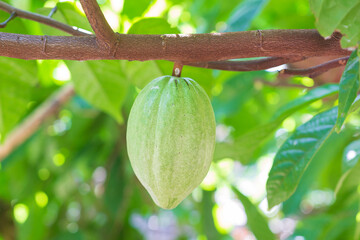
[0,0,359,239]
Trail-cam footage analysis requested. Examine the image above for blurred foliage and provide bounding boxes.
[0,0,360,240]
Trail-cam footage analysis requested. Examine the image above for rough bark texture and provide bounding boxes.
[0,30,351,61]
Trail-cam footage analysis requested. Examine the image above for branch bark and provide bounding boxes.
[0,1,88,36]
[0,30,351,61]
[0,84,75,161]
[79,0,117,48]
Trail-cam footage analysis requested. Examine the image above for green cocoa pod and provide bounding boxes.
[126,75,216,209]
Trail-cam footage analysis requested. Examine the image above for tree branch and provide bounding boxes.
[0,30,351,61]
[0,1,88,36]
[280,56,349,77]
[0,84,75,161]
[186,56,306,71]
[79,0,117,48]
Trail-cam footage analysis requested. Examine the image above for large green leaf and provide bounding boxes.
[214,84,339,163]
[310,0,360,47]
[232,187,275,240]
[226,0,269,31]
[0,58,38,139]
[266,107,337,208]
[283,126,355,215]
[67,61,129,123]
[336,50,360,132]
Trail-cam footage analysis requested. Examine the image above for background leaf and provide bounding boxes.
[226,0,269,31]
[0,58,38,139]
[127,18,179,34]
[67,61,129,122]
[123,0,153,19]
[214,84,339,163]
[232,187,275,240]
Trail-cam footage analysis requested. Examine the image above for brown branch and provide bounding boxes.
[186,56,306,71]
[0,1,88,36]
[0,30,351,61]
[0,84,75,161]
[79,0,117,48]
[280,56,349,77]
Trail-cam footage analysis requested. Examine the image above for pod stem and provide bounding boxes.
[172,62,183,77]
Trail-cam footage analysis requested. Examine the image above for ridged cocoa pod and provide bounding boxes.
[127,75,216,209]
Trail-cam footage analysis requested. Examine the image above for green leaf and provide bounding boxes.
[283,126,355,215]
[214,120,280,163]
[335,157,360,197]
[123,0,153,19]
[67,60,129,123]
[226,0,269,31]
[212,72,259,121]
[272,84,339,120]
[231,187,275,240]
[0,58,38,139]
[122,61,164,89]
[127,18,179,34]
[335,138,360,196]
[310,0,360,47]
[214,84,339,163]
[336,50,360,132]
[342,139,360,173]
[201,190,222,239]
[266,107,337,208]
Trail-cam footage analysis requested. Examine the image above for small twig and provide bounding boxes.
[280,56,349,77]
[0,1,87,36]
[0,11,16,28]
[79,0,117,48]
[186,56,305,72]
[48,6,57,18]
[0,84,75,161]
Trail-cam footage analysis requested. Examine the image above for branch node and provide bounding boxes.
[110,33,120,57]
[256,30,265,51]
[42,35,48,54]
[161,34,167,51]
[0,11,17,28]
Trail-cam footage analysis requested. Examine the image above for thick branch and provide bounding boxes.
[280,56,349,77]
[187,56,306,71]
[0,84,75,161]
[79,0,116,48]
[0,1,88,36]
[0,30,351,61]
